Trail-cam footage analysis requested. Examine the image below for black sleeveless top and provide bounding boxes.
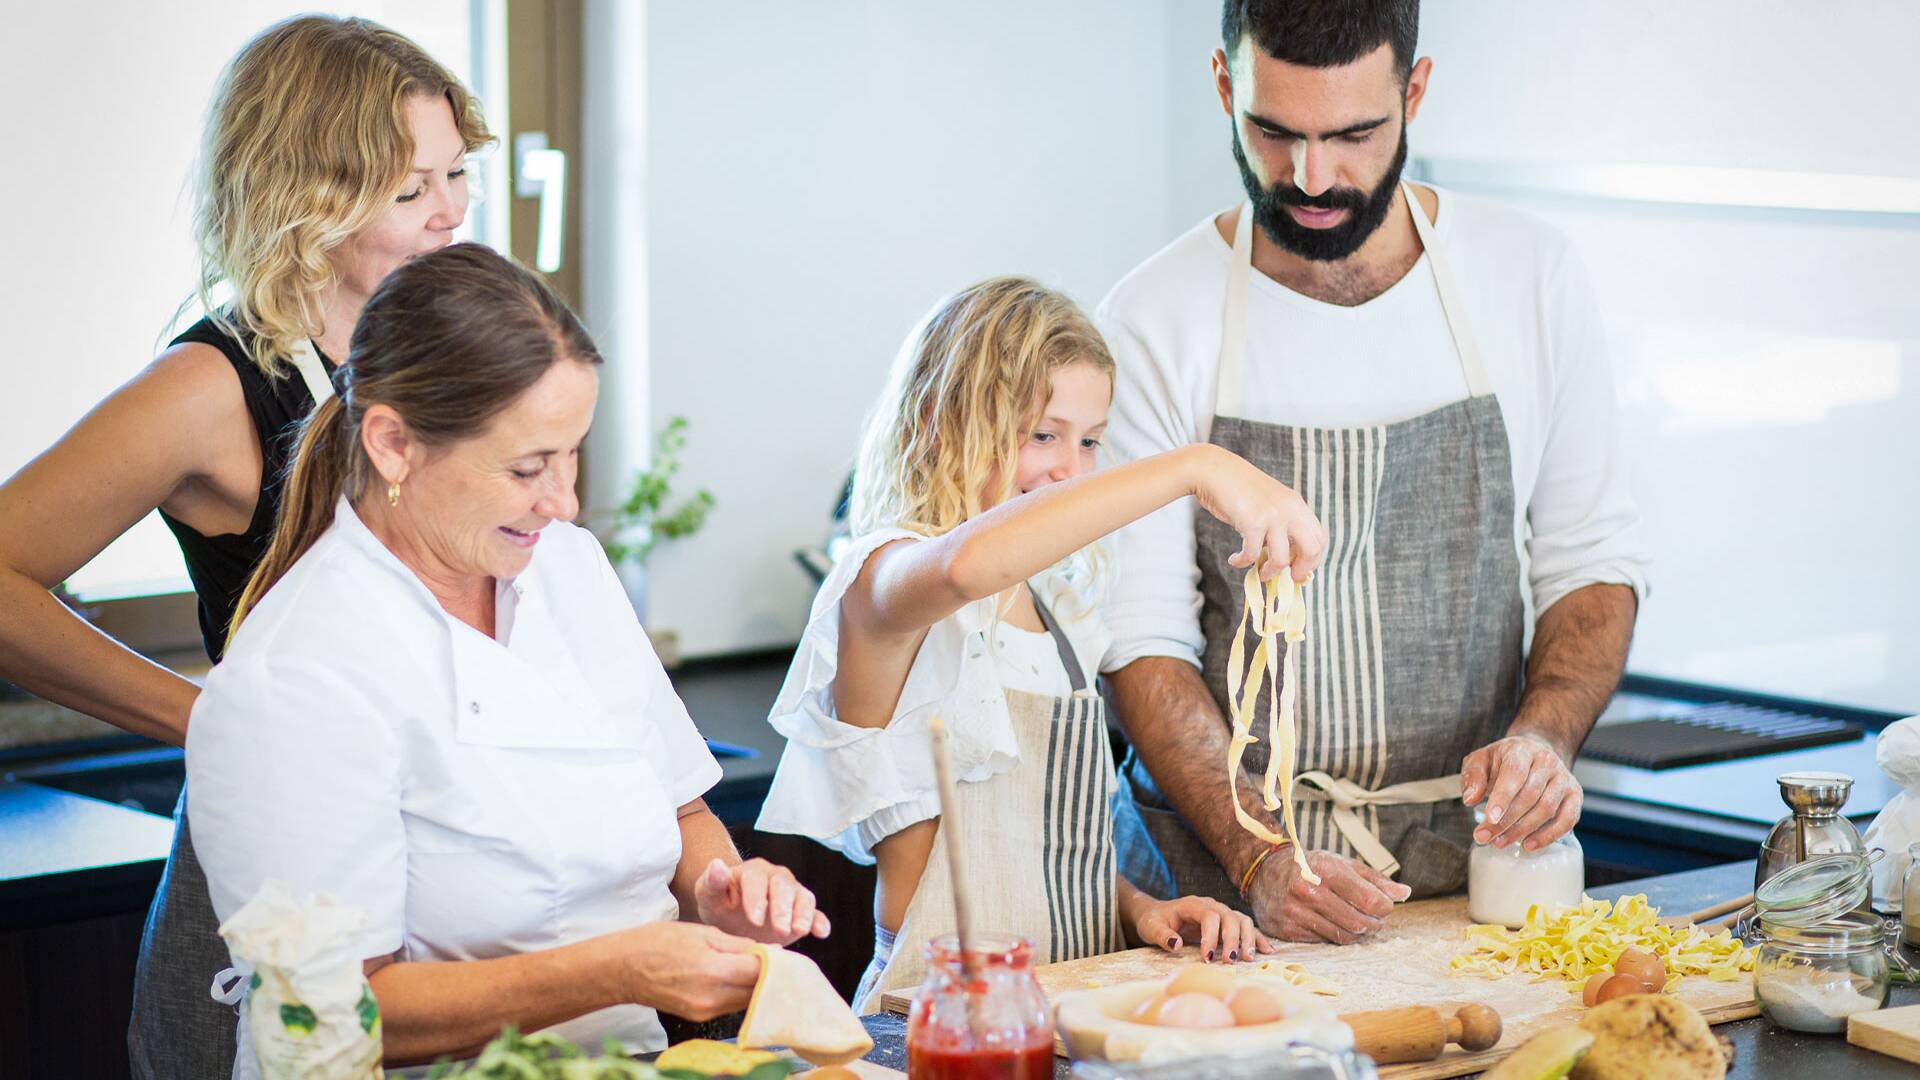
[156,318,336,661]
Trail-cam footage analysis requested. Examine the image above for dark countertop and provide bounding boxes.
[856,860,1919,1078]
[675,654,790,826]
[0,779,173,928]
[0,654,794,925]
[1570,685,1907,878]
[1591,863,1918,1080]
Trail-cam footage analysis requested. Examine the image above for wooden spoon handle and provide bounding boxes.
[1682,893,1755,924]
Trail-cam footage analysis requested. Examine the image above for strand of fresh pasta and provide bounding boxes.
[1225,565,1319,885]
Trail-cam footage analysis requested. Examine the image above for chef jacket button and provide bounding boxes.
[469,701,481,714]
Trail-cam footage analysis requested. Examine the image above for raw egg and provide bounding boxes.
[1155,992,1237,1029]
[1164,963,1237,1000]
[1223,985,1289,1026]
[1611,947,1667,993]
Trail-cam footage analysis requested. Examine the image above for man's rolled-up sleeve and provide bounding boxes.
[1098,312,1208,673]
[1526,249,1653,617]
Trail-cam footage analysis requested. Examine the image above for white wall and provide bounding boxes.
[599,2,1920,715]
[580,0,651,529]
[0,2,474,599]
[1416,2,1920,715]
[1160,1,1920,713]
[639,1,1182,656]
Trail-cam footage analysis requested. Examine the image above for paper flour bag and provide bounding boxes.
[1864,716,1920,910]
[216,880,384,1080]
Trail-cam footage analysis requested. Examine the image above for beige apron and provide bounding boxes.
[854,588,1124,1013]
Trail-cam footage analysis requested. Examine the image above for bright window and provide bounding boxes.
[0,3,479,600]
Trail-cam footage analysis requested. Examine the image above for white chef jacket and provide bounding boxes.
[1097,187,1652,672]
[188,497,721,1073]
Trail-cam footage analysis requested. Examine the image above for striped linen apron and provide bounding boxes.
[1119,181,1527,904]
[854,588,1124,1013]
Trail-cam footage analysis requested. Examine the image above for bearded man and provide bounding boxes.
[1098,0,1650,946]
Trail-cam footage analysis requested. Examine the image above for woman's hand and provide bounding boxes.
[693,857,831,945]
[1187,445,1327,583]
[1134,894,1278,964]
[602,921,763,1021]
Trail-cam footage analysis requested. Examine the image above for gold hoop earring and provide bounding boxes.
[387,482,401,506]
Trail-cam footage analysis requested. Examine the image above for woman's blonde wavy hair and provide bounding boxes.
[851,276,1116,542]
[189,15,494,375]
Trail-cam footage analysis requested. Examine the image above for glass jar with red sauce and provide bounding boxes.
[906,934,1054,1079]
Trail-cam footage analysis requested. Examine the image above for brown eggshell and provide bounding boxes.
[1583,972,1613,1006]
[1611,947,1668,993]
[1593,973,1643,1004]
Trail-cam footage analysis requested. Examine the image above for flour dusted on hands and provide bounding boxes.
[218,880,383,1080]
[1225,566,1317,884]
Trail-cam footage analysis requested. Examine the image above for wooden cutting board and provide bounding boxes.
[1849,1003,1920,1064]
[881,895,1756,1080]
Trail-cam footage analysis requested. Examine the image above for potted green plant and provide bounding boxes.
[597,416,714,665]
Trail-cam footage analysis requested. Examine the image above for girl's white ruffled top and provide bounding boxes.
[755,528,1112,863]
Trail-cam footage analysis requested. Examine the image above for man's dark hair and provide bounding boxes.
[1221,0,1420,83]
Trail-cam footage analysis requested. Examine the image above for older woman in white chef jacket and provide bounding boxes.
[187,243,826,1074]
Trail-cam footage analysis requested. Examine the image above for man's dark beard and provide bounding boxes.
[1231,124,1409,262]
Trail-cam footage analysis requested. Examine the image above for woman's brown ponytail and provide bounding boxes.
[223,242,601,649]
[225,394,361,646]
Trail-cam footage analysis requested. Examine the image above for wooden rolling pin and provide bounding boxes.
[1337,1003,1503,1064]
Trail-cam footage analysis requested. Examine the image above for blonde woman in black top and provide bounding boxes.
[0,16,488,1079]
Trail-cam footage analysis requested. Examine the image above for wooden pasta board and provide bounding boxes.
[1848,1003,1920,1065]
[881,895,1757,1080]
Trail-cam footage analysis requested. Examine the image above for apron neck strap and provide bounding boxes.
[1214,182,1493,420]
[1399,180,1492,398]
[1025,585,1088,693]
[287,339,336,407]
[1215,202,1257,419]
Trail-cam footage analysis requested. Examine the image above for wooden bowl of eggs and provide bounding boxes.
[1053,963,1354,1065]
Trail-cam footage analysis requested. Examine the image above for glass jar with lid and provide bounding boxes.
[1750,853,1889,1033]
[1904,843,1920,948]
[1466,813,1584,928]
[906,933,1053,1079]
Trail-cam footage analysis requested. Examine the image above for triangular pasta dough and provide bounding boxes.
[737,943,874,1066]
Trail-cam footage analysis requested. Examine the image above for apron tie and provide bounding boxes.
[1292,771,1464,878]
[209,964,249,1008]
